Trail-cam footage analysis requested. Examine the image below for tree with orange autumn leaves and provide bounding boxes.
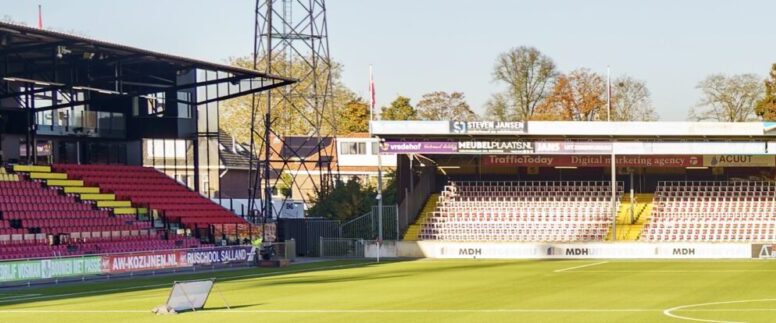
[534,69,658,121]
[487,47,658,121]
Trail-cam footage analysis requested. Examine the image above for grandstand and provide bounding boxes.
[372,120,776,247]
[642,180,776,241]
[420,181,622,241]
[0,22,292,261]
[0,163,221,260]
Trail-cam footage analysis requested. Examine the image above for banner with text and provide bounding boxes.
[101,250,188,273]
[703,155,776,167]
[534,142,613,154]
[184,246,253,266]
[483,155,703,168]
[0,257,102,282]
[380,141,535,154]
[450,121,527,134]
[380,141,458,154]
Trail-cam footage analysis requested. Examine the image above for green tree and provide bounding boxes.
[308,177,376,221]
[486,46,558,121]
[338,97,370,133]
[381,169,397,205]
[380,96,417,120]
[416,91,478,121]
[276,172,293,198]
[756,64,776,121]
[690,73,763,122]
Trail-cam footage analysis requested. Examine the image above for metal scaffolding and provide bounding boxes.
[248,0,338,227]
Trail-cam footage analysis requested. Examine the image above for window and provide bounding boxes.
[146,92,166,116]
[340,142,366,155]
[371,142,380,155]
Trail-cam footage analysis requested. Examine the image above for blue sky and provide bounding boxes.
[3,0,775,120]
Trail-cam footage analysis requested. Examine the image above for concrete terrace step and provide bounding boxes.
[79,193,116,201]
[97,200,132,208]
[64,187,101,194]
[113,207,148,215]
[29,172,68,180]
[46,179,84,187]
[13,165,51,173]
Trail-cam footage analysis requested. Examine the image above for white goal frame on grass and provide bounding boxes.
[166,278,230,312]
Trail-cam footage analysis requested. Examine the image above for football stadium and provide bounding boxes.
[3,2,776,323]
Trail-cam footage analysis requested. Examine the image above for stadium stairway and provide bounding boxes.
[402,193,440,241]
[12,165,147,217]
[609,193,654,241]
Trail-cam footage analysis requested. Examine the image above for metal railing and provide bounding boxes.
[398,167,435,237]
[340,205,399,240]
[319,237,365,258]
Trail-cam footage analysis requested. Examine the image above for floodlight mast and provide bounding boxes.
[250,0,338,237]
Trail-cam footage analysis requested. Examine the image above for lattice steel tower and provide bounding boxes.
[248,0,337,224]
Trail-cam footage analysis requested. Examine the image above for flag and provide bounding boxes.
[369,65,376,121]
[38,5,43,29]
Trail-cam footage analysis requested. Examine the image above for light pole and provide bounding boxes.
[608,66,617,241]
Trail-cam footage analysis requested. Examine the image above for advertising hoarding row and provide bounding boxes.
[0,246,254,283]
[380,140,774,159]
[410,241,752,259]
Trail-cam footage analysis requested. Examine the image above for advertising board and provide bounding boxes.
[410,242,751,259]
[0,257,101,282]
[483,155,703,168]
[450,121,527,134]
[101,250,188,273]
[184,246,253,265]
[380,141,458,154]
[703,155,776,167]
[457,141,534,153]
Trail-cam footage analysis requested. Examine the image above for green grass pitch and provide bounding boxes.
[1,259,776,322]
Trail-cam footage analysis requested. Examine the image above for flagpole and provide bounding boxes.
[38,5,43,29]
[369,65,374,136]
[608,66,617,241]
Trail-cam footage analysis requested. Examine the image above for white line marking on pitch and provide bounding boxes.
[0,262,369,304]
[0,308,657,314]
[553,261,609,272]
[663,298,776,323]
[561,270,776,273]
[4,307,776,315]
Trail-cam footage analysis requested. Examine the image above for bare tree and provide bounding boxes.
[690,74,763,122]
[486,46,558,121]
[611,76,659,121]
[416,91,478,121]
